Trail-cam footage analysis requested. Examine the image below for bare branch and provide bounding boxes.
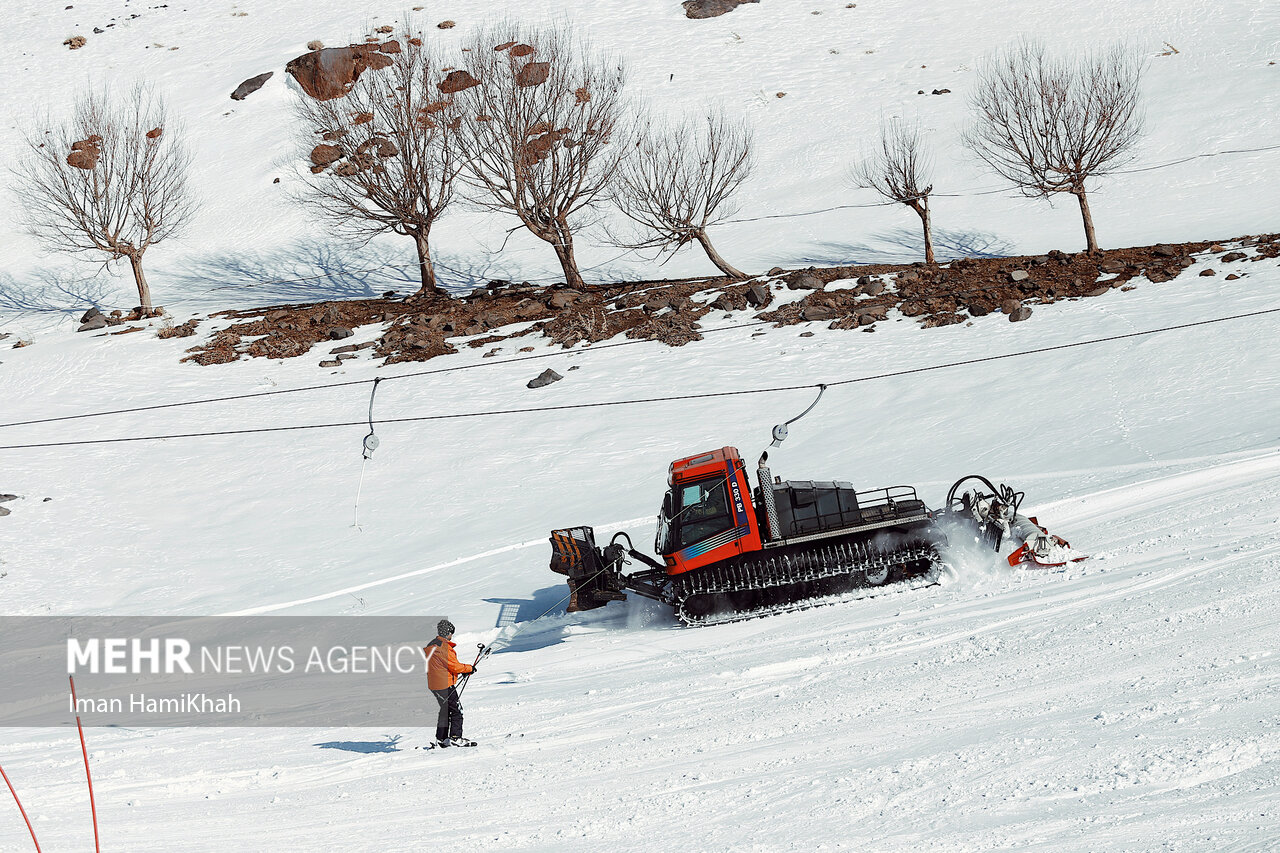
[962,40,1145,252]
[450,19,630,289]
[290,26,460,294]
[10,84,196,309]
[611,110,754,278]
[851,117,936,263]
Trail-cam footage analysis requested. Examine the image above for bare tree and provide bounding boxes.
[612,111,755,279]
[852,118,936,264]
[12,85,195,311]
[451,21,628,289]
[292,28,461,296]
[963,41,1145,253]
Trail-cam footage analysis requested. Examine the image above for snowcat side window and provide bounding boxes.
[674,476,733,549]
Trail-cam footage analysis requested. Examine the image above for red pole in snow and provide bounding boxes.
[0,762,42,853]
[68,676,101,853]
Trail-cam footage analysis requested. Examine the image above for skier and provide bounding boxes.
[423,619,477,748]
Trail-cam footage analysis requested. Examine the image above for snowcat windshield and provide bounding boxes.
[672,476,733,550]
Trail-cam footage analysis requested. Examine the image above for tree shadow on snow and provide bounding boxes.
[780,227,1014,268]
[168,240,536,310]
[315,735,402,754]
[0,269,124,320]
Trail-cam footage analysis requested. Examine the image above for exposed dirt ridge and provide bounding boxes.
[179,235,1279,367]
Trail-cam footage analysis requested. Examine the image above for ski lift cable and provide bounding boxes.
[1,306,1276,452]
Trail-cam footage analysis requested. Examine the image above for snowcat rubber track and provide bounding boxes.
[672,541,941,625]
[679,576,943,627]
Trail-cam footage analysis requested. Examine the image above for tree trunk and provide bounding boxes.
[413,230,442,296]
[909,200,935,265]
[695,230,748,279]
[1074,188,1099,254]
[550,221,585,289]
[127,252,153,311]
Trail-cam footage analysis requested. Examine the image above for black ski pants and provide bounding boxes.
[431,686,463,740]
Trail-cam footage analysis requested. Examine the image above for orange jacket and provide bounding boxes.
[424,636,473,690]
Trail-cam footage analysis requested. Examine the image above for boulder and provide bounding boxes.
[858,281,885,296]
[1221,252,1247,262]
[318,359,341,367]
[1100,258,1126,274]
[1000,298,1022,315]
[800,305,837,322]
[438,70,479,94]
[745,283,770,307]
[547,290,580,310]
[1008,269,1030,282]
[80,307,103,323]
[286,44,395,101]
[230,72,273,101]
[1085,285,1110,297]
[1152,244,1178,257]
[787,273,824,290]
[527,368,562,389]
[0,506,9,517]
[1008,305,1033,322]
[1199,268,1216,277]
[683,0,759,19]
[515,62,551,88]
[310,144,342,167]
[329,327,354,340]
[77,316,107,332]
[0,494,17,503]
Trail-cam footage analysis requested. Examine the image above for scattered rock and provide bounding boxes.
[1225,273,1240,281]
[0,494,17,503]
[1008,269,1030,282]
[0,506,9,517]
[330,341,374,354]
[1085,285,1110,297]
[930,88,951,95]
[318,359,341,367]
[1199,268,1216,276]
[438,20,456,29]
[788,273,824,290]
[1152,244,1178,257]
[745,283,771,307]
[1008,304,1032,322]
[77,316,107,332]
[547,290,580,310]
[1221,251,1247,262]
[515,62,551,88]
[230,71,272,100]
[857,280,885,296]
[64,35,87,49]
[800,304,837,322]
[438,69,480,94]
[1145,268,1178,283]
[766,267,785,277]
[1100,258,1126,274]
[510,44,536,57]
[309,144,342,167]
[682,0,759,19]
[329,327,354,340]
[527,368,562,389]
[80,307,103,323]
[1208,244,1226,253]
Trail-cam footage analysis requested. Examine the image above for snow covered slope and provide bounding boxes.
[1,0,1278,851]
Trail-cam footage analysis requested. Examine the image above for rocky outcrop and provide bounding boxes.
[286,44,395,101]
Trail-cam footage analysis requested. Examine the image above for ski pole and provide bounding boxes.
[457,643,491,698]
